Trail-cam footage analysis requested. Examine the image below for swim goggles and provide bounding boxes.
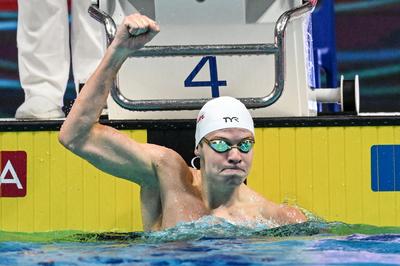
[202,138,255,153]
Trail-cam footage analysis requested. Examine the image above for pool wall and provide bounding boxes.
[1,117,399,232]
[249,125,399,226]
[0,127,145,232]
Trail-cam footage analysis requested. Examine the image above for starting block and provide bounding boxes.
[91,0,322,119]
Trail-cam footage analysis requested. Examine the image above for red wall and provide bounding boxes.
[0,0,72,11]
[0,0,17,11]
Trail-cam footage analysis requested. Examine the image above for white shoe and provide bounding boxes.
[15,96,65,119]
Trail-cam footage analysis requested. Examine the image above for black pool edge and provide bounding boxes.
[1,115,400,132]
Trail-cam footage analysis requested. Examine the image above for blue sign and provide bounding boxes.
[371,145,400,191]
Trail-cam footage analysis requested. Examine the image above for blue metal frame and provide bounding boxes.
[311,0,340,112]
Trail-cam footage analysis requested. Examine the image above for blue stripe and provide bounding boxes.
[0,59,18,71]
[337,50,400,63]
[0,15,71,30]
[343,64,400,80]
[360,85,400,97]
[0,80,76,90]
[0,12,17,19]
[0,21,17,31]
[0,79,21,89]
[335,0,400,13]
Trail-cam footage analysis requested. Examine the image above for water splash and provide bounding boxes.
[142,216,271,242]
[1,219,399,244]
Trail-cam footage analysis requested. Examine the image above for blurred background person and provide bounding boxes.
[15,0,105,119]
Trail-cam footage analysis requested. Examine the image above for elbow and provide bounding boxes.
[58,124,81,153]
[58,126,73,151]
[59,121,97,155]
[59,115,97,154]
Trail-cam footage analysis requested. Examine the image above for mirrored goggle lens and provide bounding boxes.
[209,140,230,152]
[237,140,253,153]
[209,139,254,153]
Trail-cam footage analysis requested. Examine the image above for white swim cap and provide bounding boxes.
[195,96,255,147]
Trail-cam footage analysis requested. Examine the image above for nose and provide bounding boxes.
[227,148,242,164]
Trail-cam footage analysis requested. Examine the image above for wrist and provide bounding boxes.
[103,45,129,73]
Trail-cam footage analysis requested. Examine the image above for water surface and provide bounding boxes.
[1,218,400,265]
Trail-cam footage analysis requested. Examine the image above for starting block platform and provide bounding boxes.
[93,0,318,119]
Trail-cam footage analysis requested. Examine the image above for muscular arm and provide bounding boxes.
[59,14,161,186]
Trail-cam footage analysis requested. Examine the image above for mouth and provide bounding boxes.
[221,167,245,173]
[219,168,246,185]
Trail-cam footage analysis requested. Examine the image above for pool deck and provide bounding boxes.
[1,114,400,132]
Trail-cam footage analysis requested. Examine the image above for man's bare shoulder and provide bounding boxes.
[240,185,307,225]
[274,204,307,225]
[239,184,273,206]
[147,144,188,171]
[146,144,196,190]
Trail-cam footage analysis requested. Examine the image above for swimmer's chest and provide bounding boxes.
[160,191,265,228]
[160,191,209,228]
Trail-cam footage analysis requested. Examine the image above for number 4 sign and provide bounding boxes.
[0,151,27,197]
[184,56,227,97]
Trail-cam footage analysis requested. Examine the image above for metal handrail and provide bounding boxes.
[88,0,317,111]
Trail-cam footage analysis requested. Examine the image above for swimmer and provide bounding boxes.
[59,13,306,231]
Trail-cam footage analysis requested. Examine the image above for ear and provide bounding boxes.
[194,145,200,156]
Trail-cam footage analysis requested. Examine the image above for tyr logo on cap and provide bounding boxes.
[0,151,27,197]
[197,113,205,123]
[223,117,239,123]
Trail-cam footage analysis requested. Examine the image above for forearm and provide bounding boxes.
[59,12,159,151]
[59,46,127,148]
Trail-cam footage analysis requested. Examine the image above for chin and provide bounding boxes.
[220,172,246,186]
[227,177,244,186]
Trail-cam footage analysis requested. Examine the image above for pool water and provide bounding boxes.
[1,218,400,265]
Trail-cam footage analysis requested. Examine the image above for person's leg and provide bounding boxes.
[16,0,69,119]
[70,0,105,94]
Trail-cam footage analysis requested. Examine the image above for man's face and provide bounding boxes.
[195,128,254,187]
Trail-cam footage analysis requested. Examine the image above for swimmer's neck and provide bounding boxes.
[197,171,243,210]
